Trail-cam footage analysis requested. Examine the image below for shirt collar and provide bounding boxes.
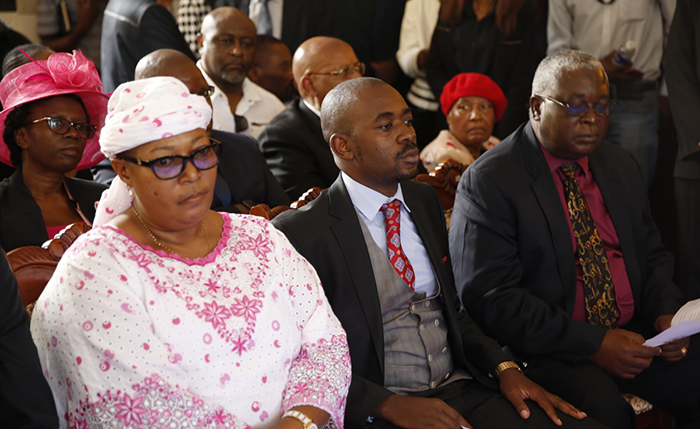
[302,99,321,117]
[538,142,590,178]
[341,172,410,221]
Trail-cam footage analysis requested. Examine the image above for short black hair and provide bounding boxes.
[2,94,89,167]
[320,77,387,142]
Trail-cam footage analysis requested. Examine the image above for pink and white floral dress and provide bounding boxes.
[31,213,351,429]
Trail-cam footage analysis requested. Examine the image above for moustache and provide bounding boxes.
[396,142,419,159]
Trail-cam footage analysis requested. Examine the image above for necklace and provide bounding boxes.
[131,206,211,254]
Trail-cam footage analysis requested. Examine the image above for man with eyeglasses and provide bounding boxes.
[258,36,364,199]
[91,49,291,213]
[449,50,700,429]
[197,7,285,138]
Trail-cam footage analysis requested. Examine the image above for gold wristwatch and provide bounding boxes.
[283,410,318,429]
[492,361,523,378]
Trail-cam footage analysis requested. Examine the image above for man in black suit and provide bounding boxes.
[92,49,291,212]
[205,0,332,55]
[450,50,700,429]
[0,249,59,428]
[273,77,605,429]
[666,0,700,301]
[259,37,363,199]
[100,0,196,93]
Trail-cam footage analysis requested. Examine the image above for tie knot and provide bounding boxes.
[560,162,579,178]
[381,199,401,221]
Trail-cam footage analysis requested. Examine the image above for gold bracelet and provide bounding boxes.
[492,361,523,378]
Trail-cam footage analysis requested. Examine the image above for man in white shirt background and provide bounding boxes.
[548,0,676,187]
[197,6,285,138]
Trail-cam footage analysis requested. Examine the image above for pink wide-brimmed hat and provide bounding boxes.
[0,50,109,169]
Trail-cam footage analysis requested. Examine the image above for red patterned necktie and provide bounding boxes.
[380,199,416,290]
[560,162,618,329]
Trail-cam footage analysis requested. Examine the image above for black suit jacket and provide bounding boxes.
[258,99,339,199]
[101,0,195,93]
[449,123,685,364]
[0,170,106,252]
[89,130,291,211]
[273,176,509,428]
[665,0,700,180]
[207,0,332,54]
[0,250,58,428]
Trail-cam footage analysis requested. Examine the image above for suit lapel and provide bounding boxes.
[522,124,577,314]
[327,177,386,371]
[403,186,444,278]
[588,149,641,303]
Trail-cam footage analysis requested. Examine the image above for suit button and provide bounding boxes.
[442,347,448,354]
[420,324,425,332]
[445,373,450,380]
[425,301,431,308]
[434,319,439,326]
[430,381,436,389]
[428,354,433,362]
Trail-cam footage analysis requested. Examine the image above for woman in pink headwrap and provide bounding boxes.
[0,50,108,251]
[31,76,351,429]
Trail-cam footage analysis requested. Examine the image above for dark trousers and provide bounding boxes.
[676,177,700,300]
[365,379,610,429]
[526,336,700,429]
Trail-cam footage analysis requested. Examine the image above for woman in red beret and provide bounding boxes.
[420,72,507,171]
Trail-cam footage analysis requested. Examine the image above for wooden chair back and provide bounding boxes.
[413,159,467,210]
[6,223,91,307]
[250,187,324,221]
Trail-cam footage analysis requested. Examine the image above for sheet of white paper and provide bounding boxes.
[672,298,700,325]
[644,320,700,347]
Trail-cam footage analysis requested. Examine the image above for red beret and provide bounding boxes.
[440,73,508,121]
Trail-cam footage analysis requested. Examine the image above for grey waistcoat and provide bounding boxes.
[358,215,468,394]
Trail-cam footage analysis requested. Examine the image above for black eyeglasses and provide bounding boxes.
[307,62,366,78]
[196,86,215,98]
[118,139,222,180]
[535,94,617,118]
[24,117,97,139]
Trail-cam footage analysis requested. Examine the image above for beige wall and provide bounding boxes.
[1,0,39,43]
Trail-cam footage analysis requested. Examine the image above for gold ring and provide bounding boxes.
[681,347,688,356]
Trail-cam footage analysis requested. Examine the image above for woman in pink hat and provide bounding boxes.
[420,72,507,171]
[0,50,108,251]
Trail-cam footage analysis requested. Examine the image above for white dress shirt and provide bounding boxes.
[396,0,441,111]
[198,61,285,138]
[547,0,676,82]
[249,0,283,40]
[342,172,438,296]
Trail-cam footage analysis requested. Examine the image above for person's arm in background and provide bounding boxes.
[0,250,58,428]
[396,0,426,79]
[546,0,575,54]
[666,0,700,165]
[37,0,102,53]
[138,3,197,61]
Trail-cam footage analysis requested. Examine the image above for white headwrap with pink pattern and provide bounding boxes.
[93,77,212,226]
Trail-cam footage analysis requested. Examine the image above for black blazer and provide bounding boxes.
[210,130,291,211]
[207,0,332,54]
[0,170,106,252]
[449,123,685,364]
[0,250,58,428]
[258,99,339,199]
[426,5,535,139]
[101,0,195,93]
[665,0,700,180]
[273,176,509,428]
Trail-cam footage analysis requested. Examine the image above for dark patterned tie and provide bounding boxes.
[380,199,416,290]
[560,163,618,328]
